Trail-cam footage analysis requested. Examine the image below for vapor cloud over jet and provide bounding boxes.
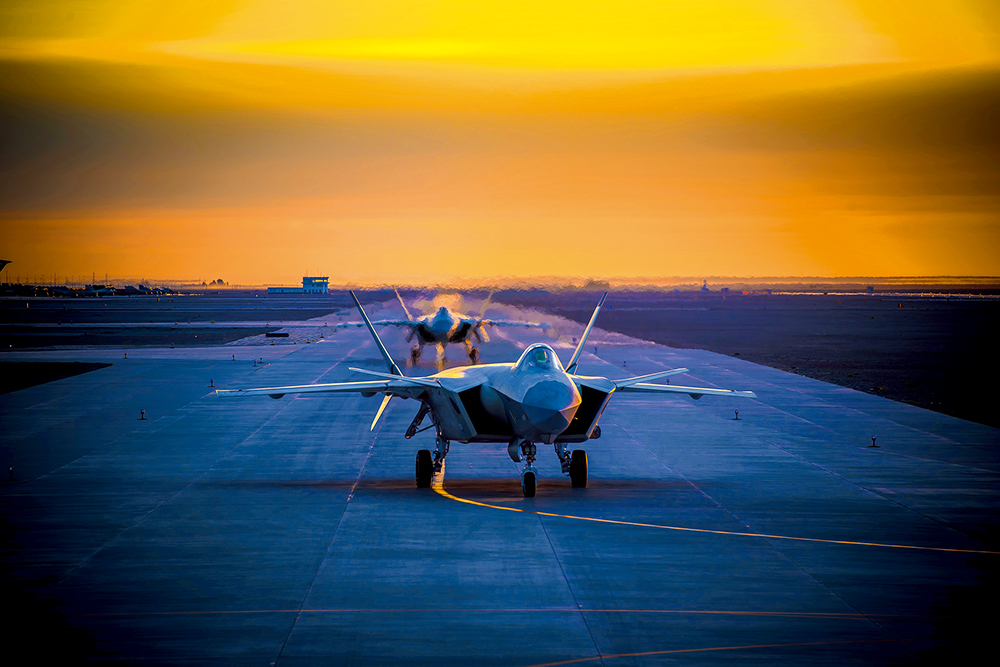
[338,290,548,368]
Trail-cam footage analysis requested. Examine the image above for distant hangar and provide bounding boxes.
[267,276,329,294]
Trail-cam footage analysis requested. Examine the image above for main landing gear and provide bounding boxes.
[463,339,481,364]
[556,443,588,489]
[414,436,450,488]
[411,403,448,489]
[415,449,433,488]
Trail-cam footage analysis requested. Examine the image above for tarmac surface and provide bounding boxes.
[2,298,998,665]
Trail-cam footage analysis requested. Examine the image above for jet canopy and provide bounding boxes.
[515,343,564,372]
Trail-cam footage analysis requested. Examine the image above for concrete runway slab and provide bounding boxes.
[2,307,997,665]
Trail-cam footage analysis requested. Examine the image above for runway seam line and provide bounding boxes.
[55,388,301,583]
[532,497,607,667]
[274,359,380,663]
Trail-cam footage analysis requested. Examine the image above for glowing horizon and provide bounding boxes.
[2,1,999,285]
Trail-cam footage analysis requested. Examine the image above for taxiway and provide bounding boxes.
[1,304,997,664]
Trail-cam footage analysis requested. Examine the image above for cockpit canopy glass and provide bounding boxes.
[515,344,564,372]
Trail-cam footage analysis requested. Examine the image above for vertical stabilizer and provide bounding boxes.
[565,292,608,375]
[350,291,404,376]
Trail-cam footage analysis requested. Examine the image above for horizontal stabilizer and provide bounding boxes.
[348,367,440,387]
[215,378,423,398]
[334,319,414,328]
[485,320,550,328]
[614,368,689,388]
[618,383,757,400]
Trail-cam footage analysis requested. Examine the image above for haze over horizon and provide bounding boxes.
[2,1,999,285]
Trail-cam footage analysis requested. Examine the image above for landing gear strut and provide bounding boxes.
[464,339,480,364]
[412,404,447,488]
[433,435,450,473]
[517,440,538,498]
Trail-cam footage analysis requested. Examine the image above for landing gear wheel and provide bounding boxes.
[469,347,480,364]
[570,450,588,488]
[521,470,537,497]
[416,449,433,488]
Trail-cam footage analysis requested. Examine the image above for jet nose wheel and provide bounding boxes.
[570,450,588,488]
[416,449,433,488]
[521,468,537,497]
[469,347,480,364]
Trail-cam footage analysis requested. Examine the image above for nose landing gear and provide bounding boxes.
[512,440,538,497]
[521,468,537,497]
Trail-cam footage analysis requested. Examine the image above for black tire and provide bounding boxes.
[522,470,537,497]
[570,450,588,488]
[416,449,433,488]
[469,347,480,364]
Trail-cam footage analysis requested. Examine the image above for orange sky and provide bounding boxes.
[1,1,999,285]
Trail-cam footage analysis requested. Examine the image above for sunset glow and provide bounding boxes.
[2,1,998,285]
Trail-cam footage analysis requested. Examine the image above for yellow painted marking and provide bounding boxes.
[432,475,998,555]
[521,637,913,667]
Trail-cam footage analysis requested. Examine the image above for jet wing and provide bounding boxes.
[215,377,429,400]
[618,383,757,400]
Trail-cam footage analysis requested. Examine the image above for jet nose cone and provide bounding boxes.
[523,380,581,439]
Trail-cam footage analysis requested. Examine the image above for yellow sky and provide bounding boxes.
[1,1,999,284]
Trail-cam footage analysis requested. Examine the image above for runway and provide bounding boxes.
[2,302,997,665]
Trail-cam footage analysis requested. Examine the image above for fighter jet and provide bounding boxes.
[338,290,547,367]
[218,292,756,497]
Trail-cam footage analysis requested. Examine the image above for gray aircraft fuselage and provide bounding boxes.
[421,343,605,445]
[413,306,478,345]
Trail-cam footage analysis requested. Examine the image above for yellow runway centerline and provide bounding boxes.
[432,475,998,555]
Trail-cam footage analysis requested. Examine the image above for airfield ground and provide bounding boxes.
[1,292,998,664]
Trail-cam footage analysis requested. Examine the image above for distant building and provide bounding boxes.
[268,276,329,295]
